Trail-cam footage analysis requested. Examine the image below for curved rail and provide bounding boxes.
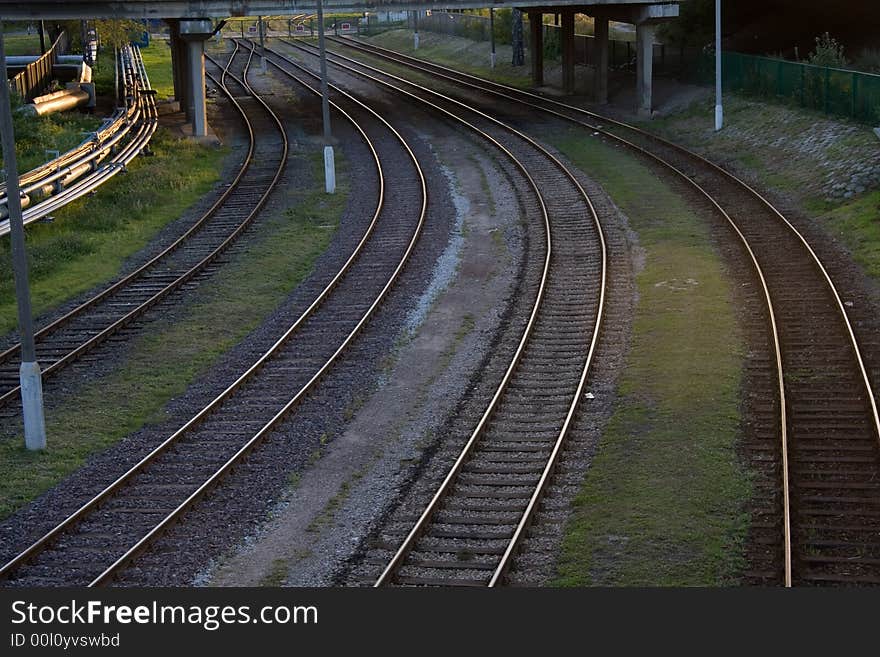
[268,37,608,587]
[333,36,880,587]
[0,45,289,581]
[0,40,428,587]
[0,43,281,409]
[90,38,429,586]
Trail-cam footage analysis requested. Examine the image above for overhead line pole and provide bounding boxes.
[0,25,47,451]
[316,0,335,193]
[489,8,496,69]
[258,15,266,72]
[715,0,723,131]
[413,11,419,50]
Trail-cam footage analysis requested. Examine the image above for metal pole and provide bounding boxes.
[114,46,119,106]
[240,19,244,38]
[715,0,723,131]
[0,26,47,450]
[258,15,266,72]
[413,11,419,50]
[489,8,496,69]
[316,0,336,193]
[38,20,47,54]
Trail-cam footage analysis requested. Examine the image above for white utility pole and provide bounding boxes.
[316,0,336,193]
[0,25,47,450]
[715,0,723,131]
[489,8,496,69]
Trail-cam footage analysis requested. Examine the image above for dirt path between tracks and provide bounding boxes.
[207,132,525,587]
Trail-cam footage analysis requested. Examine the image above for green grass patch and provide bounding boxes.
[550,129,751,586]
[0,95,102,173]
[0,151,347,519]
[88,41,171,99]
[258,559,289,586]
[139,40,174,99]
[649,95,880,287]
[822,190,880,278]
[3,34,41,56]
[360,29,531,89]
[89,47,117,98]
[0,129,226,335]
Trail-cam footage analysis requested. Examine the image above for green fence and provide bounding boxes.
[698,51,880,124]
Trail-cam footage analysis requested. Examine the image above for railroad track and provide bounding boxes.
[0,42,286,412]
[0,40,428,587]
[268,37,608,587]
[324,36,880,587]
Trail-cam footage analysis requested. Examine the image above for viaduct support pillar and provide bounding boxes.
[593,15,609,104]
[186,39,206,136]
[561,11,575,94]
[636,22,654,116]
[180,19,214,137]
[168,20,187,112]
[528,12,543,87]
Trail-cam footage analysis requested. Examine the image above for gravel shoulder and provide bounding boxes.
[208,131,526,587]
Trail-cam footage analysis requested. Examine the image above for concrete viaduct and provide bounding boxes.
[1,1,681,135]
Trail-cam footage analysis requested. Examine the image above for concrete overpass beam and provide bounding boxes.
[561,11,575,94]
[594,15,609,104]
[528,12,543,87]
[636,22,654,116]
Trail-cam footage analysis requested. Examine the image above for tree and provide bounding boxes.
[657,0,714,48]
[95,19,144,49]
[49,19,142,51]
[511,9,524,66]
[808,32,847,68]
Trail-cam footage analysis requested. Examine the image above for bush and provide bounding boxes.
[494,8,513,46]
[658,0,713,48]
[808,32,847,69]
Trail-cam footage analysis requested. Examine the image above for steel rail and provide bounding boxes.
[337,38,880,456]
[270,37,607,587]
[327,37,858,586]
[87,40,429,586]
[0,44,271,408]
[272,39,548,588]
[0,39,424,585]
[0,45,293,581]
[333,37,792,587]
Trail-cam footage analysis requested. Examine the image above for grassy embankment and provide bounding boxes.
[0,43,225,335]
[362,29,532,89]
[646,97,880,284]
[0,97,101,173]
[2,33,41,56]
[0,151,348,519]
[139,40,175,99]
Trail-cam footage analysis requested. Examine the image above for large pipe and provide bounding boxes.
[21,88,90,116]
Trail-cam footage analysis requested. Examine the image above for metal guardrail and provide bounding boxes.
[0,44,157,236]
[8,31,68,101]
